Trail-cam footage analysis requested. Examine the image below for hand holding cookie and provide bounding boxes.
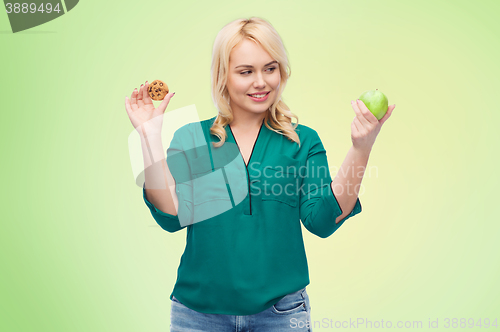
[125,80,175,137]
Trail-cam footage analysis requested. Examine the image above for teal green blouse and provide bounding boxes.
[142,115,362,315]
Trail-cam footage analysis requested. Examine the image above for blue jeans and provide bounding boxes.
[170,287,312,332]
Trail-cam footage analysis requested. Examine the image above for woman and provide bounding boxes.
[125,17,394,332]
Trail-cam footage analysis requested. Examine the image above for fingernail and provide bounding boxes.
[173,92,175,95]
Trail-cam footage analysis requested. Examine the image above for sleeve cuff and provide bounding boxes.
[143,182,184,232]
[328,183,362,225]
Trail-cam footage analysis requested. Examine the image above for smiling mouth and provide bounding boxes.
[247,92,270,98]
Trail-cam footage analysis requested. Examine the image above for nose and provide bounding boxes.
[253,72,266,88]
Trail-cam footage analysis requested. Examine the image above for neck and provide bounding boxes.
[230,113,266,132]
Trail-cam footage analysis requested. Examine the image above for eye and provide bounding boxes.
[240,67,277,75]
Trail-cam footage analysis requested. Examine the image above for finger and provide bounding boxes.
[143,81,154,107]
[351,121,359,137]
[352,116,364,135]
[125,96,133,117]
[137,84,145,108]
[351,100,370,127]
[155,92,176,114]
[379,104,395,126]
[356,99,379,125]
[130,88,139,111]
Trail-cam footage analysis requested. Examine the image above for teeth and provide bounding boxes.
[250,93,267,98]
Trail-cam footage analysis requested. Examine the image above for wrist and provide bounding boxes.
[351,145,372,157]
[137,123,161,138]
[139,130,162,141]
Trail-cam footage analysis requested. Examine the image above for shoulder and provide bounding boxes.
[173,116,215,135]
[294,123,327,157]
[170,116,217,149]
[294,123,322,142]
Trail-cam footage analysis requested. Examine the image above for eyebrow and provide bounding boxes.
[235,60,278,69]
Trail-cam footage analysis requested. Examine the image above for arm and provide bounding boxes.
[333,98,396,222]
[142,132,179,215]
[331,146,370,224]
[329,98,396,223]
[125,82,189,232]
[300,99,395,238]
[142,129,193,233]
[299,130,362,239]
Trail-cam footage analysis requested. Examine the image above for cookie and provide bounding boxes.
[148,80,169,101]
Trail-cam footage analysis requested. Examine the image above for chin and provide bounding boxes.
[249,105,272,113]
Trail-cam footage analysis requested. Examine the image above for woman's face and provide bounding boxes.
[226,38,281,118]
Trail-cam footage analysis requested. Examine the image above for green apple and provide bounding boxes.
[359,89,389,120]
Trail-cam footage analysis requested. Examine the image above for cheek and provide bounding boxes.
[233,82,250,96]
[227,79,245,97]
[271,73,281,89]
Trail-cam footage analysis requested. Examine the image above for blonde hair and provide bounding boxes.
[210,17,300,148]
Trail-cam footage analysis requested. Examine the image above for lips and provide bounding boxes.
[247,91,270,97]
[247,91,270,102]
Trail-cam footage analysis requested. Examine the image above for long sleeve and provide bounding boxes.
[299,130,362,239]
[142,128,194,232]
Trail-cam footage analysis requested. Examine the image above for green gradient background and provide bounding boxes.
[1,0,499,331]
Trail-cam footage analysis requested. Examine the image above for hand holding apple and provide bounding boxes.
[350,93,395,154]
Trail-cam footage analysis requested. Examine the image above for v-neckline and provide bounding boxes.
[227,118,265,168]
